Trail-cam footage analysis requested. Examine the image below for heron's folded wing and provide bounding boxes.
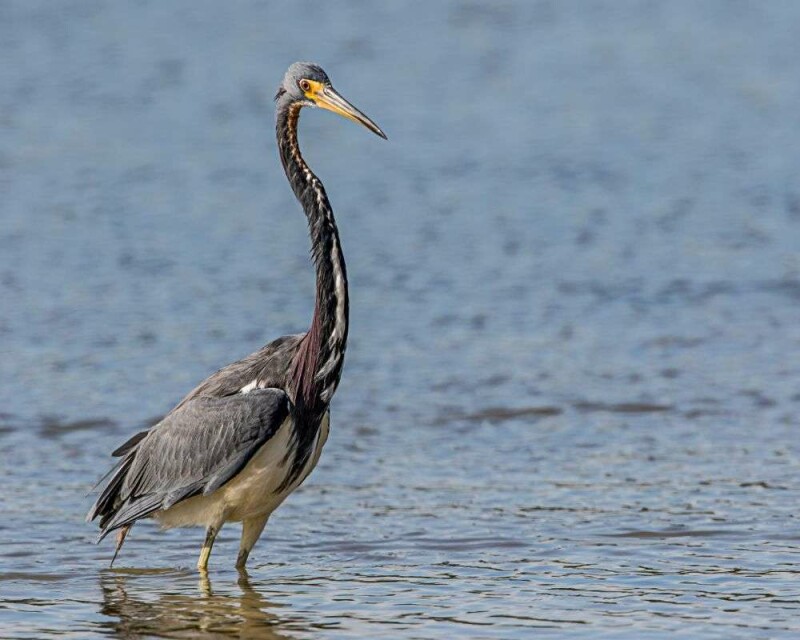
[90,388,290,537]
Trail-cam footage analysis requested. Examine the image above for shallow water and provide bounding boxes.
[1,1,800,638]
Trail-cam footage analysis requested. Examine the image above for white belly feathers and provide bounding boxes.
[155,411,330,529]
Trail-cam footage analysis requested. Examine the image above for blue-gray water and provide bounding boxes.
[1,1,799,638]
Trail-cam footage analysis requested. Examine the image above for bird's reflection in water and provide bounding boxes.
[99,568,302,639]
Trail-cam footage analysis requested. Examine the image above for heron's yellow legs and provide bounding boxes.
[236,514,269,570]
[198,525,219,571]
[197,516,268,571]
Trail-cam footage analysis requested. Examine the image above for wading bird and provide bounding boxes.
[87,62,386,571]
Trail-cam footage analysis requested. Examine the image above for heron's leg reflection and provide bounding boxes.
[198,567,213,596]
[98,563,302,639]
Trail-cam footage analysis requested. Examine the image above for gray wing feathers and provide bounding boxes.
[89,388,290,539]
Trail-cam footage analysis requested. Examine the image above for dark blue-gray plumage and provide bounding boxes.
[87,62,386,571]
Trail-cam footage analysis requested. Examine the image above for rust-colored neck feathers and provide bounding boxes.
[276,102,349,415]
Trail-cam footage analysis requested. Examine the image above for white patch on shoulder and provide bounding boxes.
[240,380,259,394]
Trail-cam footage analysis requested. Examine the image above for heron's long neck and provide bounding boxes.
[278,103,349,410]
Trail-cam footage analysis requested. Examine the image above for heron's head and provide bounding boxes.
[276,61,386,139]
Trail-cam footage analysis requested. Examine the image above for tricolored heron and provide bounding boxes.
[87,62,386,571]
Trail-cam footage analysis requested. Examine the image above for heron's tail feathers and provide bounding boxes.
[86,451,136,525]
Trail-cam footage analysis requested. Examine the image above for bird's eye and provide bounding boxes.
[299,79,311,92]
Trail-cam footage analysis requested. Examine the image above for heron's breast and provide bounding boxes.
[302,411,330,482]
[220,416,297,518]
[223,410,330,520]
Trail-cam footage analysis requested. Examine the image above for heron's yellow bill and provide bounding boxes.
[303,80,387,139]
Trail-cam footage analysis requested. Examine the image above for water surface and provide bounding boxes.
[1,1,799,638]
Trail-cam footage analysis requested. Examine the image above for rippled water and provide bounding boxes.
[2,1,800,638]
